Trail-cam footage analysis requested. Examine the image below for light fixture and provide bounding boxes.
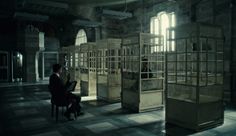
[18,0,68,10]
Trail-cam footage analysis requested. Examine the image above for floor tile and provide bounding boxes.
[85,122,118,133]
[128,114,160,124]
[14,108,38,116]
[31,131,63,136]
[20,117,48,129]
[75,112,94,120]
[1,84,236,136]
[117,128,158,136]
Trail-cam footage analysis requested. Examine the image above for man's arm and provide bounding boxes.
[64,73,71,89]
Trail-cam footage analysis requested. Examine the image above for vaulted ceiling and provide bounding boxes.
[0,0,175,24]
[0,0,140,20]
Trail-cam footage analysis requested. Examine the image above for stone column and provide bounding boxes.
[23,51,39,82]
[18,25,45,82]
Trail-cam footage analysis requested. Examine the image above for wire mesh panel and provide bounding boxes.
[59,47,69,71]
[96,38,121,102]
[79,43,97,96]
[121,33,164,112]
[166,23,224,131]
[59,46,80,91]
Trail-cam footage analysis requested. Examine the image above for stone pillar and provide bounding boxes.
[17,25,45,82]
[23,51,39,82]
[95,27,101,41]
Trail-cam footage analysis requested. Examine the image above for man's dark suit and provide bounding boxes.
[49,73,70,105]
[49,73,81,113]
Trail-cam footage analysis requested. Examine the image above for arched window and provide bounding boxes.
[74,29,87,68]
[75,29,87,46]
[150,12,176,52]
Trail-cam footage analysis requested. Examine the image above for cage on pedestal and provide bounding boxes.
[96,38,122,102]
[79,43,97,96]
[165,23,224,131]
[59,46,80,91]
[121,33,164,112]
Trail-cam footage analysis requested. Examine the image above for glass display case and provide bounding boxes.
[79,42,97,96]
[165,23,224,131]
[121,33,164,112]
[60,46,80,91]
[96,38,121,102]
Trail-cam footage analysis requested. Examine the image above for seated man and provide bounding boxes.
[49,64,83,120]
[130,58,153,91]
[141,58,153,78]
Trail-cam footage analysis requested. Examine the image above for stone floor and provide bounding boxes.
[0,84,236,136]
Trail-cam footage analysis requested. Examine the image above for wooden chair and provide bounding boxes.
[48,85,77,122]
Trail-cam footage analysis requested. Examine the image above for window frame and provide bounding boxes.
[150,12,176,52]
[75,29,87,46]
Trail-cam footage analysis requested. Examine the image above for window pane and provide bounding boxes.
[154,18,159,35]
[171,13,176,27]
[75,29,87,46]
[150,12,176,52]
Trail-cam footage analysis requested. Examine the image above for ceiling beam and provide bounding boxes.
[72,19,102,27]
[45,0,139,7]
[101,9,132,20]
[14,12,49,22]
[26,0,69,9]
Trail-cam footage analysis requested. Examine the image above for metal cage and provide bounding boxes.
[59,46,80,91]
[121,33,164,112]
[165,23,224,131]
[96,38,122,102]
[79,42,97,96]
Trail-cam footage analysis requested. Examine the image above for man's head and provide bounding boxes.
[142,58,148,68]
[53,64,62,74]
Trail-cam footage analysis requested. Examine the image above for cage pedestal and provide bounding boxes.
[80,73,96,96]
[166,98,224,131]
[97,74,121,102]
[122,89,163,112]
